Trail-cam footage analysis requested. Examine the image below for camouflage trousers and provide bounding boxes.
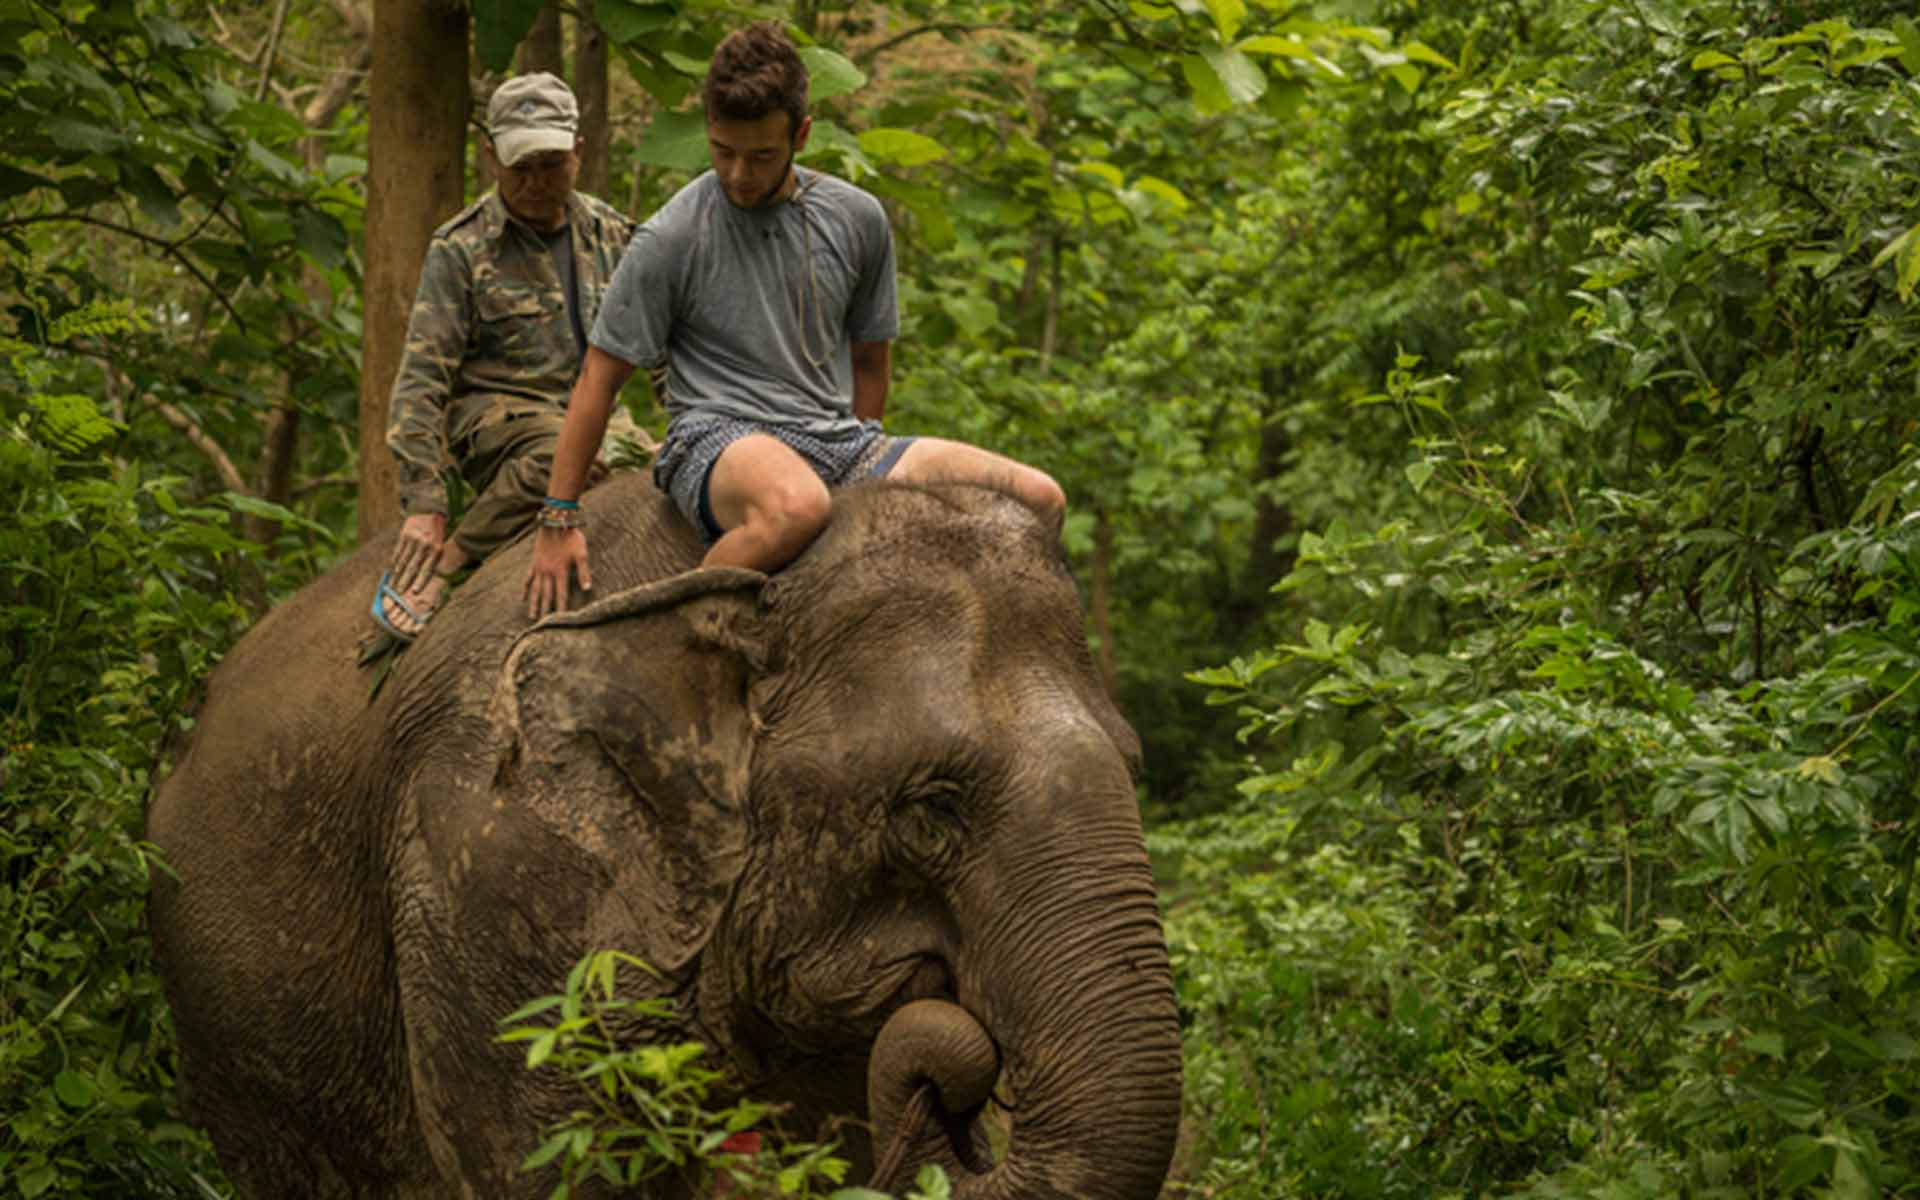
[447,399,639,562]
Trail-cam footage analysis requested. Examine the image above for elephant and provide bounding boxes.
[147,471,1183,1200]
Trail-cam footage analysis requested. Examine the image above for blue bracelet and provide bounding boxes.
[542,497,580,510]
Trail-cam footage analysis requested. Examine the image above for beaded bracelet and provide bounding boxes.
[542,497,580,511]
[537,504,583,530]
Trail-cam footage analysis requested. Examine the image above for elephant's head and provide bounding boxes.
[486,481,1181,1199]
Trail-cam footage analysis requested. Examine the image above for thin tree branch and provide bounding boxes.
[303,41,371,135]
[255,0,293,101]
[0,213,248,332]
[144,397,250,494]
[292,473,355,499]
[853,23,1011,68]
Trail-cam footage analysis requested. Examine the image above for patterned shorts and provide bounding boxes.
[651,414,915,542]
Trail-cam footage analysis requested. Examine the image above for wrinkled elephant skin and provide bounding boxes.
[147,474,1182,1199]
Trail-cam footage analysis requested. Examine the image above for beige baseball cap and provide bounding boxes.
[488,72,579,166]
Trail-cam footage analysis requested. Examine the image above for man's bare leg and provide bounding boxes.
[891,437,1066,521]
[704,435,833,572]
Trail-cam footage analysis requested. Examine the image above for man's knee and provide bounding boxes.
[1016,466,1067,519]
[748,477,831,544]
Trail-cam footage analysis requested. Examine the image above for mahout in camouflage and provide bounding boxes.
[385,189,636,518]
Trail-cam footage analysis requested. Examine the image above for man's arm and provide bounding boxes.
[850,339,891,423]
[525,346,637,619]
[385,239,470,591]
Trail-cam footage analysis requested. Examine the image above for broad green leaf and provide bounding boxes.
[1239,35,1310,59]
[473,0,547,73]
[53,1070,94,1107]
[1833,1144,1873,1200]
[499,994,565,1024]
[800,46,866,102]
[594,0,675,46]
[0,162,53,200]
[1691,50,1739,71]
[1182,53,1232,114]
[521,1131,572,1169]
[1202,47,1266,111]
[1076,161,1124,188]
[913,1164,953,1199]
[1400,40,1456,70]
[245,139,304,187]
[17,1165,57,1199]
[223,492,330,534]
[1131,175,1190,212]
[1832,45,1899,73]
[863,174,953,248]
[1405,460,1434,493]
[634,110,709,170]
[1636,0,1684,35]
[857,128,946,167]
[801,119,873,180]
[940,294,998,337]
[619,47,697,107]
[1896,17,1920,74]
[1206,0,1246,43]
[118,159,181,227]
[293,208,347,270]
[46,115,122,154]
[1869,224,1920,300]
[1745,1031,1785,1060]
[526,1030,558,1068]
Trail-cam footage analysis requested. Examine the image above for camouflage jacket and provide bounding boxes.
[386,189,636,516]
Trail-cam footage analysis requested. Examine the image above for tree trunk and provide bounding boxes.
[358,0,469,543]
[573,8,611,197]
[516,1,563,75]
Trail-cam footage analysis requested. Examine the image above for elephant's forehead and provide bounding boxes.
[787,579,1100,743]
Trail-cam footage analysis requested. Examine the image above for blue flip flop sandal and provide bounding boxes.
[369,570,430,642]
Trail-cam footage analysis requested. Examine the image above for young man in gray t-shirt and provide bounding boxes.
[524,21,1065,618]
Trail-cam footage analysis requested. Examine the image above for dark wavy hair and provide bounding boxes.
[703,21,809,135]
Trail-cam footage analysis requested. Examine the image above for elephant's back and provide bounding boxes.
[150,534,395,851]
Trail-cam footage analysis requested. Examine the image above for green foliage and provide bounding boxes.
[1,0,365,567]
[1158,2,1920,1195]
[16,2,1920,1197]
[498,950,952,1200]
[2,315,242,1195]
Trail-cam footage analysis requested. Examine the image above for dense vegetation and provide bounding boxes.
[5,0,1918,1196]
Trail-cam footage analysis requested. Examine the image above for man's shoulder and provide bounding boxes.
[432,193,501,244]
[801,171,889,233]
[635,173,718,247]
[572,191,636,237]
[651,173,718,224]
[803,170,882,209]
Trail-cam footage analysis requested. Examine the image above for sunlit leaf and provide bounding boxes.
[801,46,866,102]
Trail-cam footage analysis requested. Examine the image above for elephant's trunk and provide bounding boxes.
[867,799,1183,1200]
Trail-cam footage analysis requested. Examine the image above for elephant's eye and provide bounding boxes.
[904,779,965,823]
[889,778,968,871]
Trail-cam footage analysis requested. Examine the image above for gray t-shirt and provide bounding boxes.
[590,168,899,436]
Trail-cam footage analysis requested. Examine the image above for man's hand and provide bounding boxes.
[525,525,592,619]
[390,512,447,593]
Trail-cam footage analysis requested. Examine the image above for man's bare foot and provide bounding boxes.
[371,565,462,642]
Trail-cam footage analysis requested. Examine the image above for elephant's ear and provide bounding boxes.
[490,567,773,976]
